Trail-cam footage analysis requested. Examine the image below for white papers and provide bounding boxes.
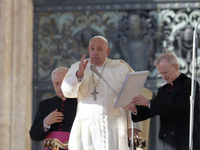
[114,71,149,108]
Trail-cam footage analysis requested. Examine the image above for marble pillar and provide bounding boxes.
[0,0,33,150]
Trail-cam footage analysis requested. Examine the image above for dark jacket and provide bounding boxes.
[29,96,77,141]
[132,73,200,150]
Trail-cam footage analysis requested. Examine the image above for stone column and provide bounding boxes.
[0,0,33,150]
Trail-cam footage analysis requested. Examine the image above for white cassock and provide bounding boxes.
[61,58,142,150]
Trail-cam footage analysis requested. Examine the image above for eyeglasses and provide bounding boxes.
[157,72,168,77]
[157,66,174,77]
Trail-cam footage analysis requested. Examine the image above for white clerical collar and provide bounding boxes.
[101,58,107,66]
[62,98,66,101]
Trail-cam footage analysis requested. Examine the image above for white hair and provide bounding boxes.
[51,67,68,80]
[154,53,178,66]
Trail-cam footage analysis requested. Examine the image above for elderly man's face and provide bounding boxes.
[88,38,110,66]
[156,59,179,84]
[52,70,67,99]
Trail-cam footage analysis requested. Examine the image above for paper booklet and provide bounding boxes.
[114,70,149,108]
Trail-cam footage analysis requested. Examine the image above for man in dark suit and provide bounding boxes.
[29,67,77,150]
[125,53,200,150]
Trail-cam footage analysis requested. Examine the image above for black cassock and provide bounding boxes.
[132,73,200,150]
[29,96,77,143]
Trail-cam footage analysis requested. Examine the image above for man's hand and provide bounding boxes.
[128,128,132,140]
[124,95,150,113]
[44,109,64,126]
[131,95,149,107]
[127,128,140,140]
[124,101,137,113]
[76,54,89,78]
[134,128,140,139]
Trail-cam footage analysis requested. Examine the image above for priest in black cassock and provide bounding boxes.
[29,67,77,150]
[125,53,200,150]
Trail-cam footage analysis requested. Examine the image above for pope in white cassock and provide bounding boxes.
[61,35,142,150]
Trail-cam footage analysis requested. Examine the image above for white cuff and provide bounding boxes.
[148,100,151,108]
[77,74,84,82]
[43,120,51,132]
[132,111,137,115]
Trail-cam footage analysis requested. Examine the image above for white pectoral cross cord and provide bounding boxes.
[91,62,106,100]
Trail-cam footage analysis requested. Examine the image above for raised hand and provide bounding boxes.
[76,54,89,78]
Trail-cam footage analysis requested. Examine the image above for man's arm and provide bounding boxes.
[61,55,89,98]
[29,104,49,141]
[61,64,82,98]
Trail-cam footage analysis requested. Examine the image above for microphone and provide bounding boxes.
[189,18,200,150]
[90,64,103,79]
[90,64,118,95]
